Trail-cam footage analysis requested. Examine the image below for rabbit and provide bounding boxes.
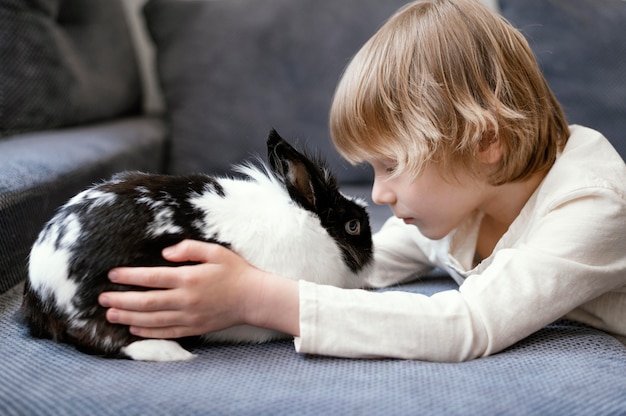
[22,130,373,361]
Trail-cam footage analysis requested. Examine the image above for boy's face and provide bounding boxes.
[369,159,488,240]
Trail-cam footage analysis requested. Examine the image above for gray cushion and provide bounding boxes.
[0,0,142,137]
[500,0,626,159]
[144,0,410,184]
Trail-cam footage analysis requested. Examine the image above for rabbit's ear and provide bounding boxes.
[267,129,332,212]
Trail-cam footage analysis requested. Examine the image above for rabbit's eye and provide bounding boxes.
[345,219,361,235]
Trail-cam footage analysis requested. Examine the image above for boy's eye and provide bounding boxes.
[370,159,398,177]
[383,163,398,175]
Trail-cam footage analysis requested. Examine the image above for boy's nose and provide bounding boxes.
[371,178,396,206]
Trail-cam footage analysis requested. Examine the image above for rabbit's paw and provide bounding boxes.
[121,339,196,361]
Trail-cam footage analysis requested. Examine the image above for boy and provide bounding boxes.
[99,0,626,361]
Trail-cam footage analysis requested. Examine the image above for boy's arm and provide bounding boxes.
[296,189,626,361]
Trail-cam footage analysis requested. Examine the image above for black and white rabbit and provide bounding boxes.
[22,130,373,361]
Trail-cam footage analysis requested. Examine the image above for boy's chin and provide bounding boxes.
[410,222,449,241]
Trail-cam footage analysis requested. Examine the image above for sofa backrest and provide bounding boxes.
[144,0,412,185]
[0,0,142,137]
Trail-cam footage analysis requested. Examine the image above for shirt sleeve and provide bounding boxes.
[362,216,437,288]
[295,187,626,362]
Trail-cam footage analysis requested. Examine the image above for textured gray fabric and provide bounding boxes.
[144,0,410,184]
[0,117,168,293]
[500,0,626,159]
[1,280,625,415]
[0,0,141,137]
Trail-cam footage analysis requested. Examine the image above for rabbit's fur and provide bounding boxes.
[22,130,373,361]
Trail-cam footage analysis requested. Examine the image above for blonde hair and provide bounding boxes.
[330,0,569,185]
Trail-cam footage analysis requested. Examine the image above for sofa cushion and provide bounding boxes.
[2,278,626,414]
[500,0,626,159]
[144,0,410,184]
[0,0,142,137]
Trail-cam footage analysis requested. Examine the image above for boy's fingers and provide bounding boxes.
[105,307,180,327]
[103,308,197,339]
[108,266,179,289]
[163,240,229,263]
[99,289,178,312]
[129,325,193,339]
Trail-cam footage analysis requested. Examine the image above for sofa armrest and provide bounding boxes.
[0,116,168,293]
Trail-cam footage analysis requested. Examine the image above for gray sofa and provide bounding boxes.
[1,0,625,414]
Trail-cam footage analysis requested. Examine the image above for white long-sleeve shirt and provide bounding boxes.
[295,125,626,362]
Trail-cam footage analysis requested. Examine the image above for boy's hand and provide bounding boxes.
[99,240,259,339]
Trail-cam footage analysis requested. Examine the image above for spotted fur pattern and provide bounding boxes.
[22,131,373,361]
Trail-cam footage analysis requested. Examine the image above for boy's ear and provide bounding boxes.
[477,133,503,165]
